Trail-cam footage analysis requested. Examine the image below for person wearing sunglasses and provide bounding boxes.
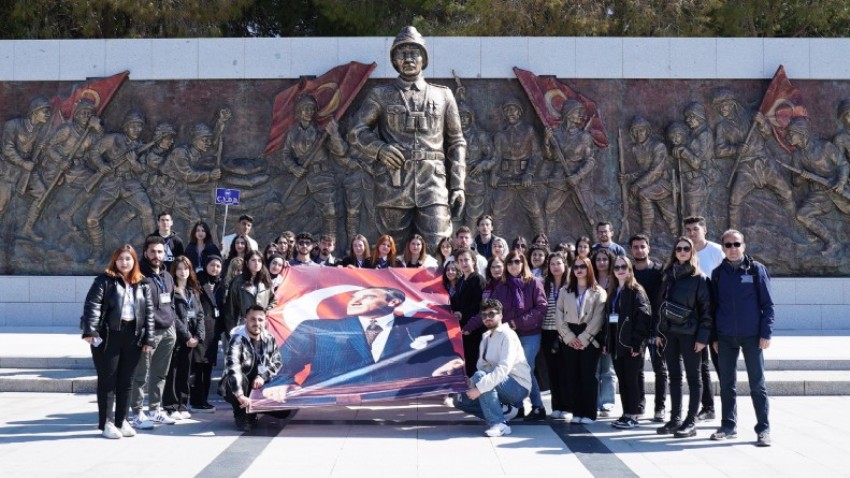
[709,230,774,447]
[555,255,607,424]
[655,236,712,439]
[289,232,320,267]
[591,247,618,418]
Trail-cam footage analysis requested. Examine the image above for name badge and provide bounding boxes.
[609,313,619,324]
[160,293,172,304]
[187,310,197,319]
[214,308,220,318]
[741,275,754,284]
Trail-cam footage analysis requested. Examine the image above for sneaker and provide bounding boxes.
[611,416,629,428]
[485,423,512,437]
[696,408,716,421]
[102,422,122,439]
[119,421,136,437]
[710,428,738,440]
[613,417,639,429]
[570,416,582,424]
[235,416,252,432]
[653,408,666,423]
[598,409,610,418]
[549,410,565,420]
[443,395,455,407]
[167,410,184,421]
[524,407,547,422]
[514,406,527,419]
[580,417,595,425]
[502,404,519,422]
[190,403,216,413]
[657,420,682,435]
[150,410,176,425]
[756,431,772,447]
[131,412,154,430]
[674,421,697,438]
[561,412,574,422]
[179,410,192,420]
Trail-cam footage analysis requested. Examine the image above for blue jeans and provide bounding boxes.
[596,351,617,409]
[518,334,544,408]
[454,370,529,427]
[717,335,770,434]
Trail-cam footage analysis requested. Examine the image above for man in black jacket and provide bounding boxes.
[129,235,178,429]
[150,211,184,272]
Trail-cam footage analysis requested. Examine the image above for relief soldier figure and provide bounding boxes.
[280,95,345,236]
[85,112,155,260]
[490,96,544,235]
[459,100,495,227]
[833,99,850,168]
[1,98,51,232]
[348,26,466,247]
[620,116,678,237]
[159,122,223,225]
[542,100,598,235]
[785,118,850,255]
[672,102,715,218]
[337,150,373,243]
[712,88,797,230]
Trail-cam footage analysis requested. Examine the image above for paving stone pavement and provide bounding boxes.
[1,392,848,477]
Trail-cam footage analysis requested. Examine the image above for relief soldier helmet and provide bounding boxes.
[786,117,811,137]
[191,123,214,138]
[837,99,850,119]
[666,121,689,138]
[73,98,96,114]
[560,99,586,120]
[501,96,525,114]
[153,122,177,140]
[295,95,318,114]
[28,97,52,114]
[391,26,429,69]
[629,115,652,132]
[684,101,707,120]
[711,87,738,106]
[122,111,145,127]
[458,101,476,123]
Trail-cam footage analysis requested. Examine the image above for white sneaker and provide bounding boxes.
[179,410,192,420]
[102,422,122,439]
[485,423,512,437]
[570,416,582,424]
[549,410,564,419]
[119,421,136,437]
[150,410,176,425]
[502,404,519,422]
[443,395,455,407]
[131,411,154,430]
[562,412,574,422]
[167,410,183,421]
[581,417,595,424]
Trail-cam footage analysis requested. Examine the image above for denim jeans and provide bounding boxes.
[518,334,544,408]
[596,351,617,409]
[717,335,770,433]
[454,370,529,427]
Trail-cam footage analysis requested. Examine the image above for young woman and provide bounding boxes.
[491,236,509,261]
[223,234,251,278]
[556,256,607,424]
[367,234,402,269]
[591,247,617,417]
[656,237,712,438]
[401,234,438,268]
[190,254,225,412]
[185,221,221,273]
[82,244,154,439]
[608,256,651,430]
[263,242,279,262]
[224,250,275,334]
[340,234,370,268]
[575,236,592,260]
[435,236,454,268]
[528,245,547,279]
[223,257,244,291]
[541,252,571,420]
[511,236,529,256]
[267,254,286,292]
[164,256,205,421]
[451,249,486,377]
[274,234,291,260]
[532,233,550,250]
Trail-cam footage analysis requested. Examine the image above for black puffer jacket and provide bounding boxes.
[605,284,652,359]
[81,274,156,348]
[657,263,712,344]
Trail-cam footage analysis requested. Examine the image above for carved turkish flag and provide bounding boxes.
[54,71,129,121]
[263,61,377,155]
[513,67,609,148]
[759,65,808,152]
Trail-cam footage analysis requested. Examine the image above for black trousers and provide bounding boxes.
[90,324,142,430]
[462,330,482,378]
[190,361,214,407]
[700,345,719,410]
[562,343,601,420]
[664,333,702,422]
[541,330,569,412]
[614,352,644,416]
[222,373,255,421]
[163,346,192,412]
[639,342,669,412]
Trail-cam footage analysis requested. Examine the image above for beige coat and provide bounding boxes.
[555,285,607,348]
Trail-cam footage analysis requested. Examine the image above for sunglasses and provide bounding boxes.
[675,246,692,252]
[515,244,527,249]
[724,242,742,249]
[481,310,500,319]
[573,263,588,270]
[297,240,313,246]
[507,259,523,265]
[613,265,628,271]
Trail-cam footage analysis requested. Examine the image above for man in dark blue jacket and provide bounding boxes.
[710,229,773,447]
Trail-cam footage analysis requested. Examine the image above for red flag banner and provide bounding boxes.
[759,65,808,152]
[263,61,377,155]
[54,71,129,121]
[513,67,609,148]
[250,267,466,411]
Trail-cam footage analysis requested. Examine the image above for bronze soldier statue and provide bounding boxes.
[348,26,466,247]
[542,99,598,235]
[280,95,345,236]
[786,117,850,255]
[1,97,51,234]
[620,116,678,237]
[336,150,373,243]
[712,88,797,230]
[159,123,223,225]
[460,100,495,227]
[833,99,850,171]
[672,102,715,218]
[85,111,155,260]
[490,96,544,235]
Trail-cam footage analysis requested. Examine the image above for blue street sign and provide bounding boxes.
[215,188,240,205]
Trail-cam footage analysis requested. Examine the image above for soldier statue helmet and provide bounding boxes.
[122,111,145,127]
[154,122,177,139]
[666,121,689,145]
[191,123,214,139]
[629,115,652,132]
[390,26,428,70]
[560,99,586,125]
[28,97,52,114]
[502,96,525,115]
[684,101,707,120]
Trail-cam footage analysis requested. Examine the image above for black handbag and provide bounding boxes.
[659,300,692,325]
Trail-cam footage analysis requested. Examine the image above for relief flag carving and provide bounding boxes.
[761,65,808,153]
[263,61,377,155]
[53,70,130,122]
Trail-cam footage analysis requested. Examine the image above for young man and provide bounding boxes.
[150,212,184,272]
[629,234,668,422]
[473,215,500,260]
[592,221,626,256]
[219,305,282,432]
[453,226,488,273]
[312,234,337,266]
[710,230,773,447]
[453,298,531,437]
[222,215,259,258]
[289,232,319,266]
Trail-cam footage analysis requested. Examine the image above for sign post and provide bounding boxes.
[215,188,241,242]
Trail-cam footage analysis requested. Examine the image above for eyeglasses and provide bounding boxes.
[573,263,588,270]
[515,244,527,249]
[613,265,628,271]
[507,259,523,265]
[297,240,313,246]
[724,242,742,249]
[481,311,500,319]
[675,246,692,252]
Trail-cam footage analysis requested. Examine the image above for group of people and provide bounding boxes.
[81,210,774,447]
